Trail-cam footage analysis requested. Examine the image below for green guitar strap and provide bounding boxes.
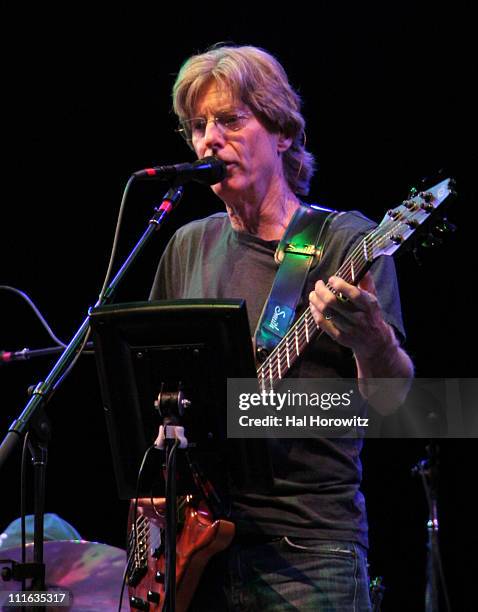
[254,203,339,360]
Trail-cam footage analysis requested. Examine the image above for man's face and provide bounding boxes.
[191,81,286,204]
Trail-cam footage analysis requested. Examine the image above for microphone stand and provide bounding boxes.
[412,441,451,612]
[0,184,184,607]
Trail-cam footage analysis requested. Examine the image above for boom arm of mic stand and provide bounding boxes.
[1,343,95,364]
[0,184,184,468]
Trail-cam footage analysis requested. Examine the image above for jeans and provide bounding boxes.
[189,536,372,611]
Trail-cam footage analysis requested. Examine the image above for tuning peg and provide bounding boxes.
[419,191,434,203]
[420,202,435,212]
[418,192,435,212]
[403,199,419,211]
[387,209,402,220]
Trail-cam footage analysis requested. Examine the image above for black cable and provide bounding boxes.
[51,327,92,392]
[2,175,134,364]
[98,175,135,303]
[0,285,96,358]
[118,444,156,612]
[163,438,179,612]
[117,562,129,612]
[0,285,66,347]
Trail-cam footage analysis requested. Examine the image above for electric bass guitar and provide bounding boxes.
[256,177,455,390]
[127,496,235,611]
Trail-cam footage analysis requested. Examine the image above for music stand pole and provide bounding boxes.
[154,420,188,612]
[165,432,178,612]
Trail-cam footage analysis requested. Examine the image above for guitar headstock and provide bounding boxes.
[370,178,456,259]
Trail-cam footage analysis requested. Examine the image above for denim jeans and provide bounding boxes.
[189,536,372,611]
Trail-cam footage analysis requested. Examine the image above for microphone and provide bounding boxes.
[133,156,226,185]
[0,350,27,363]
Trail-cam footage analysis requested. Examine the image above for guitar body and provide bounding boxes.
[127,497,235,611]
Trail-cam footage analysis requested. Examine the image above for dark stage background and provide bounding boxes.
[1,3,476,611]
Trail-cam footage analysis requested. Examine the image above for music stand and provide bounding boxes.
[89,299,273,500]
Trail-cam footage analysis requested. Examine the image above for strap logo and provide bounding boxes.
[269,305,286,332]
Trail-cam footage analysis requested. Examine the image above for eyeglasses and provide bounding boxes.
[177,111,252,145]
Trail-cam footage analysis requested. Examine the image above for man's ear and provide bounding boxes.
[277,133,293,154]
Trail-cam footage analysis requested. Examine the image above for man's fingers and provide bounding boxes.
[358,271,377,296]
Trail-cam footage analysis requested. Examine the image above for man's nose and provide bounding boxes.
[203,119,225,151]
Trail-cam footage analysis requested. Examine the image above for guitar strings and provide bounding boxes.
[260,202,428,386]
[258,224,382,385]
[258,236,390,387]
[257,202,430,388]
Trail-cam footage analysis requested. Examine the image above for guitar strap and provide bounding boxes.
[254,203,339,360]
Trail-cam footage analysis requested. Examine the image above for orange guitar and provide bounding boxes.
[126,496,235,611]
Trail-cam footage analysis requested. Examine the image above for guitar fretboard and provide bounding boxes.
[256,232,374,391]
[255,183,445,391]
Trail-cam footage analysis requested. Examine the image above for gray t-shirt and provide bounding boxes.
[150,209,405,548]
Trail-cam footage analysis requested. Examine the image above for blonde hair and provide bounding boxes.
[172,44,316,196]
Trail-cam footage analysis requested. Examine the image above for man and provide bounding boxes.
[151,44,414,611]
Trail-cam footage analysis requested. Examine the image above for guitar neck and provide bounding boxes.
[256,178,454,391]
[256,240,372,390]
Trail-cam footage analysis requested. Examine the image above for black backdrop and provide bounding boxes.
[1,3,476,610]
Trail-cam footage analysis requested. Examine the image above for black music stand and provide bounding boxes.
[89,299,273,500]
